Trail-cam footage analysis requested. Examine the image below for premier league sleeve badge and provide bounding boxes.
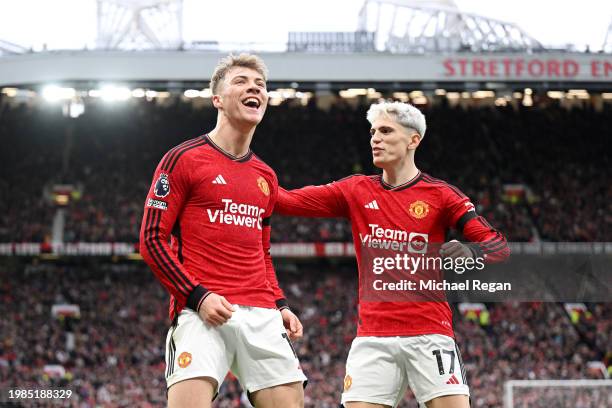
[154,173,171,198]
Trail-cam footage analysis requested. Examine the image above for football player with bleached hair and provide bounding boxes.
[277,100,509,408]
[366,101,427,139]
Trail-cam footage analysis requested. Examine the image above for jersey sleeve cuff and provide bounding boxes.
[467,243,484,260]
[276,298,290,311]
[186,284,209,312]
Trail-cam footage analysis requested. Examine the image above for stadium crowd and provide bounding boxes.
[1,96,611,407]
[1,97,610,244]
[1,264,609,407]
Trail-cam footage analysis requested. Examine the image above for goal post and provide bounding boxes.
[504,379,612,408]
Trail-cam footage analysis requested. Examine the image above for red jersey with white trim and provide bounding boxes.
[140,135,285,321]
[276,172,509,338]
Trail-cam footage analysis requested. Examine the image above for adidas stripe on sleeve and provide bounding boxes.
[140,137,209,313]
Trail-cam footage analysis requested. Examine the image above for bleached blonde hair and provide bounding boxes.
[209,53,268,94]
[366,101,426,139]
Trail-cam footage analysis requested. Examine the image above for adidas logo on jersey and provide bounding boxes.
[446,374,459,385]
[212,175,227,185]
[364,200,379,210]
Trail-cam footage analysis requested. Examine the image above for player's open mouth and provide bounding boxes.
[242,97,261,110]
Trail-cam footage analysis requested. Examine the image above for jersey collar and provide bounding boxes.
[379,171,423,191]
[205,134,253,162]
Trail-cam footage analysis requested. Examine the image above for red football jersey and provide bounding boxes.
[276,172,509,338]
[140,135,285,320]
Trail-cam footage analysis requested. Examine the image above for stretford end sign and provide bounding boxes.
[442,57,611,80]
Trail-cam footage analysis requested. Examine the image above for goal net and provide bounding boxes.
[504,379,612,408]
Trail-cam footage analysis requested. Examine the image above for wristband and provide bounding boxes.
[186,284,209,312]
[276,298,290,311]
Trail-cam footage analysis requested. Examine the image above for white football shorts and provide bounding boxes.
[165,305,306,396]
[341,334,469,407]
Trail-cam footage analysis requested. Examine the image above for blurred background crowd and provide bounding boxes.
[1,264,610,407]
[1,98,610,244]
[1,97,611,407]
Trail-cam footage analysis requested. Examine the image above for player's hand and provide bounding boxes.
[280,308,303,340]
[439,239,473,259]
[199,293,235,327]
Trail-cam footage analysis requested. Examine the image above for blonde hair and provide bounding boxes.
[209,53,269,94]
[366,101,427,139]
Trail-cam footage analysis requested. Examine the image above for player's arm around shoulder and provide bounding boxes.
[275,177,353,218]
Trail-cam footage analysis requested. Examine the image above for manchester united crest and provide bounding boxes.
[343,375,353,391]
[178,352,192,368]
[409,200,430,219]
[257,177,270,196]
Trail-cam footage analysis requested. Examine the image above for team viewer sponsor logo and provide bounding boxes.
[207,199,266,230]
[147,198,168,211]
[408,232,429,254]
[360,224,429,253]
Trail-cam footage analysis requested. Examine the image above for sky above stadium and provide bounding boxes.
[0,0,610,51]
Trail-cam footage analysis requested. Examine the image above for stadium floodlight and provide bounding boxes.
[100,85,131,101]
[546,91,564,99]
[409,90,424,98]
[295,92,312,99]
[494,97,507,106]
[367,88,382,99]
[339,88,368,98]
[1,87,18,97]
[184,89,200,98]
[522,93,533,107]
[131,88,146,98]
[268,91,284,106]
[42,86,76,102]
[63,100,85,119]
[392,92,409,101]
[473,91,495,99]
